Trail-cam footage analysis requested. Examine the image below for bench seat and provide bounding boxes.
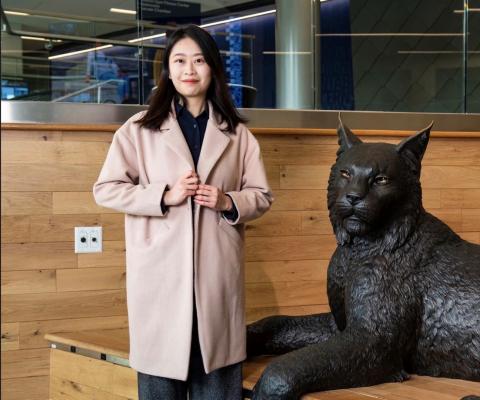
[45,328,480,400]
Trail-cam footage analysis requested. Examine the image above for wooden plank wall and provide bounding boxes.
[1,125,479,400]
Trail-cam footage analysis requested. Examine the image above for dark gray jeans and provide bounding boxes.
[137,304,243,400]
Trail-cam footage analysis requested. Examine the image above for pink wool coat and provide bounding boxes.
[93,103,273,380]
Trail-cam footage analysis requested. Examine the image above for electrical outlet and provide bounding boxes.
[74,226,102,253]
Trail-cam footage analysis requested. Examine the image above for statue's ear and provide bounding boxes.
[396,122,433,163]
[337,114,362,154]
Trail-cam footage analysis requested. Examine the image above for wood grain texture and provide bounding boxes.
[46,330,129,360]
[1,376,49,400]
[4,123,480,138]
[56,267,126,292]
[1,192,52,216]
[242,357,480,399]
[77,241,125,269]
[1,270,57,295]
[1,125,478,400]
[1,163,101,192]
[19,316,128,350]
[1,348,50,379]
[1,141,110,165]
[1,242,76,272]
[1,323,20,352]
[50,349,137,399]
[1,290,126,323]
[245,260,328,283]
[52,192,117,214]
[50,375,133,400]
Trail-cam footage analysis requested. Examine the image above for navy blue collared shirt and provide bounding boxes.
[175,101,208,169]
[162,100,238,220]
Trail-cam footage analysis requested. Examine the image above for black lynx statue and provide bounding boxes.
[247,120,480,400]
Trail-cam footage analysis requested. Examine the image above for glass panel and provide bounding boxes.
[50,44,140,104]
[137,0,275,108]
[0,0,476,112]
[317,0,465,112]
[1,0,142,103]
[467,0,480,113]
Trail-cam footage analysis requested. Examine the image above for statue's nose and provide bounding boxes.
[346,192,362,205]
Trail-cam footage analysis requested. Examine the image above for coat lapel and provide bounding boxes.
[161,114,195,170]
[197,102,231,182]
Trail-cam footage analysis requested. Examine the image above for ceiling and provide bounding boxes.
[2,0,265,20]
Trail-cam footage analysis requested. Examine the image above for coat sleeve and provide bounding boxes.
[93,122,168,216]
[224,128,274,225]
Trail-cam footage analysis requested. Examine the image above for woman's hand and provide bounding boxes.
[194,184,233,211]
[163,170,199,206]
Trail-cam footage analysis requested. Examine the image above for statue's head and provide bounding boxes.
[327,117,433,248]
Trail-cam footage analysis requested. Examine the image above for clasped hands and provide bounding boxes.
[163,170,233,212]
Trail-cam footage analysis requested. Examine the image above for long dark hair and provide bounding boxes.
[136,25,247,132]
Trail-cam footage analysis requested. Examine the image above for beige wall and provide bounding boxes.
[1,125,479,399]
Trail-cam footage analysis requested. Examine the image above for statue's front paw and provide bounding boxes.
[390,370,410,382]
[251,365,298,400]
[247,322,267,357]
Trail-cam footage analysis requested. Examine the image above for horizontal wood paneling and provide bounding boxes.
[77,241,125,269]
[1,376,49,400]
[1,323,20,351]
[1,192,52,216]
[52,192,116,215]
[1,242,76,272]
[1,290,127,323]
[246,281,327,308]
[1,348,50,379]
[56,267,126,292]
[18,316,129,350]
[1,163,101,192]
[1,125,478,400]
[245,260,328,283]
[246,235,337,262]
[1,270,57,295]
[50,349,137,399]
[1,141,110,165]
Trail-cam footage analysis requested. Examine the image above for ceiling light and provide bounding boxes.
[129,9,276,43]
[200,9,276,28]
[454,8,480,13]
[316,33,464,37]
[263,51,312,55]
[398,50,480,54]
[48,44,112,60]
[21,36,62,42]
[110,8,136,15]
[4,10,30,16]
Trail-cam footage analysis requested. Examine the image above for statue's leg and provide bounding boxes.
[247,313,338,356]
[251,329,406,400]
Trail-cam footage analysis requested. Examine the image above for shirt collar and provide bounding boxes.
[174,98,209,120]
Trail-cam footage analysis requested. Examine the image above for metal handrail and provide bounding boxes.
[52,79,122,102]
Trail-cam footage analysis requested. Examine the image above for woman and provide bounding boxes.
[93,25,273,399]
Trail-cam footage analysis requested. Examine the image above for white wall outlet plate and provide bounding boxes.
[74,226,102,253]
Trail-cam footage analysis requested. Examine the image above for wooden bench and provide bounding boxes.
[45,328,480,399]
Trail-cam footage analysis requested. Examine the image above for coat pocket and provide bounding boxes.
[126,215,170,249]
[218,217,243,245]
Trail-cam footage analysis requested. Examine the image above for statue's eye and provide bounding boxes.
[374,176,389,185]
[340,170,351,179]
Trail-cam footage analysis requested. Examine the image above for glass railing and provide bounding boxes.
[1,0,478,113]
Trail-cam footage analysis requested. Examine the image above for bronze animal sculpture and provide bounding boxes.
[247,121,480,399]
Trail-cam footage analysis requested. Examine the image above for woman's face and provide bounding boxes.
[169,37,212,102]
